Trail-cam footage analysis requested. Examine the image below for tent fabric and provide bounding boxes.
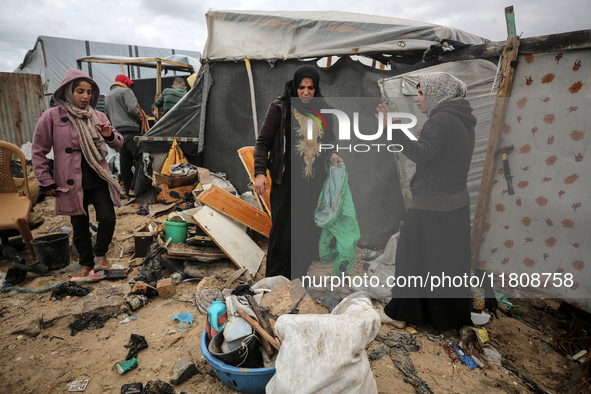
[202,10,489,61]
[477,50,591,310]
[15,35,200,96]
[378,59,499,222]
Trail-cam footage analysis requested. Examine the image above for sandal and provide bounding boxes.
[70,270,101,283]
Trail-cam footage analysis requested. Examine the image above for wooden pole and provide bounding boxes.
[470,7,520,270]
[156,61,162,119]
[237,309,281,351]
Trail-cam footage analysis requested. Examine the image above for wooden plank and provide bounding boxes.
[165,243,226,260]
[505,6,516,37]
[237,146,272,218]
[197,184,272,237]
[434,29,591,64]
[193,206,264,275]
[470,35,520,270]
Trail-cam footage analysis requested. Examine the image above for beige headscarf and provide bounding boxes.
[63,82,124,196]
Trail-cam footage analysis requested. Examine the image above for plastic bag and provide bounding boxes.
[314,164,360,275]
[161,140,188,176]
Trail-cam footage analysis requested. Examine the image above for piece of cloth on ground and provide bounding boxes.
[68,314,113,336]
[50,282,93,300]
[125,333,149,360]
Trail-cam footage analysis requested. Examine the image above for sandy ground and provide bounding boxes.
[0,197,588,393]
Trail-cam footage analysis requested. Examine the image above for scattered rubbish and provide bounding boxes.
[460,326,489,345]
[318,292,342,313]
[52,282,91,300]
[361,248,378,261]
[368,346,390,360]
[171,272,183,285]
[173,312,194,332]
[143,379,178,394]
[196,288,224,314]
[124,294,147,311]
[156,278,176,298]
[472,287,485,310]
[507,354,516,362]
[405,326,418,335]
[574,349,588,362]
[68,379,89,392]
[124,334,148,360]
[120,315,130,324]
[482,344,502,366]
[472,355,485,369]
[471,311,491,325]
[116,357,138,374]
[120,382,143,394]
[427,333,444,342]
[450,340,477,370]
[206,301,227,340]
[68,314,113,336]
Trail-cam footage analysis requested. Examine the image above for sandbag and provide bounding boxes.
[314,164,360,275]
[266,291,379,394]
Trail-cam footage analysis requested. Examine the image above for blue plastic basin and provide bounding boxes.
[200,330,275,394]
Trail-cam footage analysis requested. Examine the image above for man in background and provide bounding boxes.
[154,77,187,116]
[104,74,142,197]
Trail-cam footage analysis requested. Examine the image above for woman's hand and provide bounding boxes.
[44,189,58,197]
[330,153,344,165]
[375,103,400,128]
[254,173,268,196]
[96,123,113,138]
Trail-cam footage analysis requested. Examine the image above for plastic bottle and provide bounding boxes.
[206,300,228,340]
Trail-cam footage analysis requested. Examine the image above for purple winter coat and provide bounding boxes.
[32,69,124,216]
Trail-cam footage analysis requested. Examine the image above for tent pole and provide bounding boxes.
[156,60,162,119]
[470,6,520,270]
[198,63,211,155]
[244,59,259,139]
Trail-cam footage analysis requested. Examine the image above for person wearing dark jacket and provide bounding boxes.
[377,72,476,332]
[104,74,142,196]
[154,77,187,115]
[253,65,343,280]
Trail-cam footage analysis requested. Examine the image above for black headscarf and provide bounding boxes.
[281,65,325,112]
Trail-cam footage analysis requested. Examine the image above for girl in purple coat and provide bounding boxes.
[32,69,124,280]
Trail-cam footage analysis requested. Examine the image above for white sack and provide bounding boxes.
[266,291,380,394]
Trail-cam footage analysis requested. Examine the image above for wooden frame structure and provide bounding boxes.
[76,56,195,118]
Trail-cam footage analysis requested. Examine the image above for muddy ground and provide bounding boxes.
[0,197,589,393]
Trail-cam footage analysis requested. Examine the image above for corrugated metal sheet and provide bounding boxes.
[0,73,47,147]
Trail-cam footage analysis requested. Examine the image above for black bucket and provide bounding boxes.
[208,331,263,368]
[31,233,70,270]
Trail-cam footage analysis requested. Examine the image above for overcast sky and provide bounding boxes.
[1,0,589,72]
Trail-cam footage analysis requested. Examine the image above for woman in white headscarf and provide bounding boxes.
[377,72,476,332]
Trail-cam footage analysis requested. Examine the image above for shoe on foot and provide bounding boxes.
[376,308,406,329]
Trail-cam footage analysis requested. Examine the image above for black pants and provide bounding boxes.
[119,132,141,195]
[71,184,116,268]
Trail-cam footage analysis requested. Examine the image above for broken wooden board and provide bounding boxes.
[193,206,264,276]
[197,184,272,237]
[164,243,226,261]
[261,279,320,316]
[237,146,272,218]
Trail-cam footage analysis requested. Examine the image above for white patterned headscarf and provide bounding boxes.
[418,72,467,117]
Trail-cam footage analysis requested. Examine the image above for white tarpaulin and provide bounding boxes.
[202,10,488,61]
